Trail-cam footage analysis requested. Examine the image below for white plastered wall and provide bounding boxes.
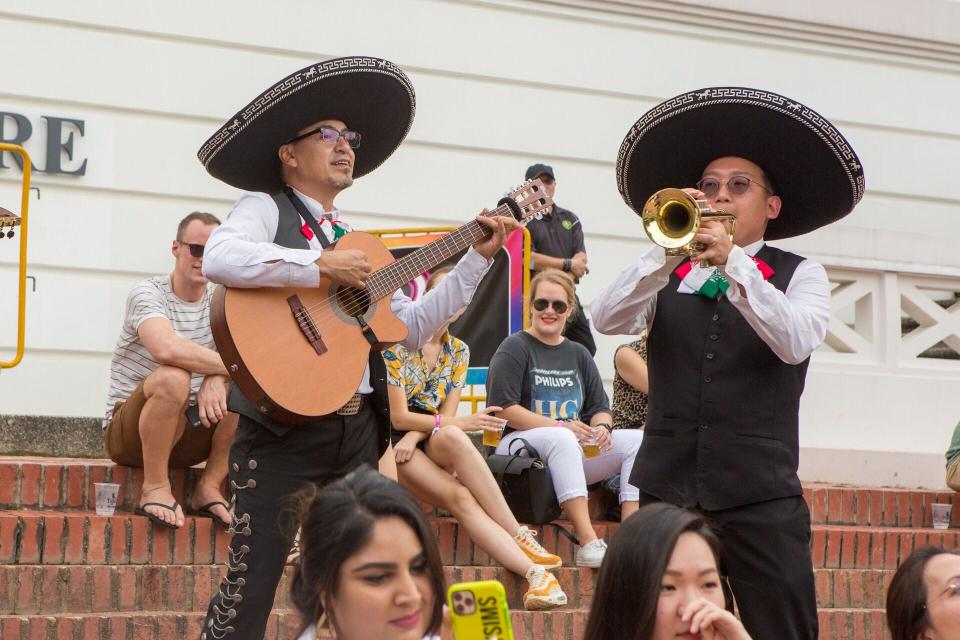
[0,0,957,487]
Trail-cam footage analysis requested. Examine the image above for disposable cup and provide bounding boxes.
[95,482,120,517]
[932,503,952,530]
[483,421,504,447]
[582,438,600,459]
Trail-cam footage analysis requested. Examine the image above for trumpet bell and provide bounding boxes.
[641,188,700,250]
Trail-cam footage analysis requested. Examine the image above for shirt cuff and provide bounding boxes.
[721,246,758,302]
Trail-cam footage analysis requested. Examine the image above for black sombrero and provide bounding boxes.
[198,56,415,194]
[617,87,865,240]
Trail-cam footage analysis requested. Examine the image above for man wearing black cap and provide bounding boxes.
[591,87,865,640]
[195,57,517,640]
[523,163,596,355]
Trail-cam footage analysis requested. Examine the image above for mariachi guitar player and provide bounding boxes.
[195,57,518,640]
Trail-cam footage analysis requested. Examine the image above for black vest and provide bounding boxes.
[631,245,808,510]
[226,193,392,455]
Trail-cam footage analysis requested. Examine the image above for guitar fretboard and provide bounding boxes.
[363,203,512,301]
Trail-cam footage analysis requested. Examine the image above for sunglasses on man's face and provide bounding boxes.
[695,175,773,198]
[180,242,205,258]
[532,298,569,314]
[285,125,362,148]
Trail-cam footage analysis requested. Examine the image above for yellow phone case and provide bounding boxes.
[447,580,514,640]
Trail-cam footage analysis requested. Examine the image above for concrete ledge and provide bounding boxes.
[800,447,947,490]
[0,414,105,458]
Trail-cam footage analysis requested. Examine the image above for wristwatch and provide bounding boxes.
[562,258,572,272]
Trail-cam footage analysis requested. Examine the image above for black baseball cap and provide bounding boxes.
[524,163,555,181]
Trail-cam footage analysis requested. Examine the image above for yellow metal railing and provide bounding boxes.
[1,143,32,369]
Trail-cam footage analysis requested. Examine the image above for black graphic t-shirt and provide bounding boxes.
[487,331,609,434]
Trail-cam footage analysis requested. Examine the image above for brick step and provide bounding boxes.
[0,511,230,566]
[4,456,958,528]
[1,561,898,616]
[0,610,301,640]
[0,456,205,513]
[0,608,592,640]
[812,524,960,570]
[815,569,893,609]
[0,562,600,615]
[805,483,958,529]
[4,509,958,570]
[818,608,889,640]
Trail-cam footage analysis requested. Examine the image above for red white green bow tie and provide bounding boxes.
[675,257,774,299]
[300,217,350,242]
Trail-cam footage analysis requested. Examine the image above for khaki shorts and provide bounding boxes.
[105,381,217,468]
[948,457,960,492]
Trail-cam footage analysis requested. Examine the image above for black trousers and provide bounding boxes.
[565,294,596,356]
[200,407,379,640]
[640,493,818,640]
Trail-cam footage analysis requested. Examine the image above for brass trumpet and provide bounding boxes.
[641,188,736,267]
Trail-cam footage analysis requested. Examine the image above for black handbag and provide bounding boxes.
[485,437,561,525]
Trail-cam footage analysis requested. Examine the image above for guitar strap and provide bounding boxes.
[284,186,333,249]
[283,186,381,346]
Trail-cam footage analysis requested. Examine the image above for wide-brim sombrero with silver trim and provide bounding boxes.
[617,87,865,240]
[197,56,415,194]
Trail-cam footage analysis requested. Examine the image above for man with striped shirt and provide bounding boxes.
[104,212,236,529]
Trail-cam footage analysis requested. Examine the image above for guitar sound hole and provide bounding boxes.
[335,287,371,317]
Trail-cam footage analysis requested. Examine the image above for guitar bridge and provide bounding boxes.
[287,294,327,355]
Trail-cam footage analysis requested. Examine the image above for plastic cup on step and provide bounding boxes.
[95,482,120,516]
[932,503,952,530]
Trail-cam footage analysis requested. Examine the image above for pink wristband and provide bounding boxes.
[555,419,564,428]
[434,414,442,429]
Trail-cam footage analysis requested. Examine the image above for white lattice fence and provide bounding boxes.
[822,267,960,368]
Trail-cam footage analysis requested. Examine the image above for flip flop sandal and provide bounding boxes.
[134,500,181,530]
[186,500,232,530]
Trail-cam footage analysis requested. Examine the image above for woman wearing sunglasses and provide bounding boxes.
[486,269,643,567]
[887,546,960,640]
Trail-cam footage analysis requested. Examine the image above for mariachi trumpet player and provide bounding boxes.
[590,87,865,640]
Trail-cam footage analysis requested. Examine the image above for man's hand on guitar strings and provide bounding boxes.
[472,209,520,260]
[315,249,372,288]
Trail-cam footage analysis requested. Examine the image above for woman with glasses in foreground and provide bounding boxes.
[486,269,643,567]
[584,503,751,640]
[887,546,960,640]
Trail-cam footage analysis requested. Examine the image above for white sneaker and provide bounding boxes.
[523,565,567,610]
[575,538,607,568]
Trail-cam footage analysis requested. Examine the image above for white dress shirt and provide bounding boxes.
[590,240,830,365]
[203,188,492,392]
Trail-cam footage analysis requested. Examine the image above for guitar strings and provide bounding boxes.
[280,208,508,340]
[296,204,505,317]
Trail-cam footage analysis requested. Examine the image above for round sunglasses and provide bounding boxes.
[695,175,773,198]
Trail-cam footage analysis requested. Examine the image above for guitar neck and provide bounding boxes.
[364,203,512,300]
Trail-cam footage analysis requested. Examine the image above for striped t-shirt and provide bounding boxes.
[103,275,216,427]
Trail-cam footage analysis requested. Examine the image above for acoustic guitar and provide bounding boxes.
[211,180,553,424]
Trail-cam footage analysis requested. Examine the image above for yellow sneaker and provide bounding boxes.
[523,566,567,610]
[515,526,562,569]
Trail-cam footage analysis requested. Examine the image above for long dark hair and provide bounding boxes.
[886,546,950,640]
[583,502,729,640]
[290,466,445,637]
